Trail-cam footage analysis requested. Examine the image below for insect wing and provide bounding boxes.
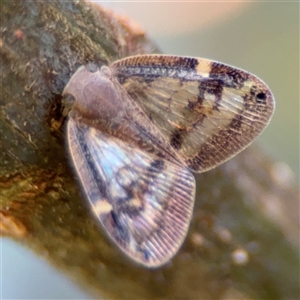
[67,118,195,267]
[111,55,275,172]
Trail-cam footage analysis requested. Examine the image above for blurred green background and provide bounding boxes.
[2,2,299,299]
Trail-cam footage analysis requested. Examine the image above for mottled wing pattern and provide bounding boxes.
[67,119,195,267]
[111,55,275,172]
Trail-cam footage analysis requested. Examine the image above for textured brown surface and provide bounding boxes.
[0,1,299,299]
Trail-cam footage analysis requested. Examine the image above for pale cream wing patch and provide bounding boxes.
[111,55,275,172]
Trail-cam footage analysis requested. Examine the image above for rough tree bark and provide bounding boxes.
[0,1,299,299]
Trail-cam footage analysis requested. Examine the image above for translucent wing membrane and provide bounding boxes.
[67,119,195,267]
[63,54,274,267]
[111,55,275,172]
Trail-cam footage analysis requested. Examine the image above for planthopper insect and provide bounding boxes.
[62,55,275,268]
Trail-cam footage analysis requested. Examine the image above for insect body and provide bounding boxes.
[63,55,275,267]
